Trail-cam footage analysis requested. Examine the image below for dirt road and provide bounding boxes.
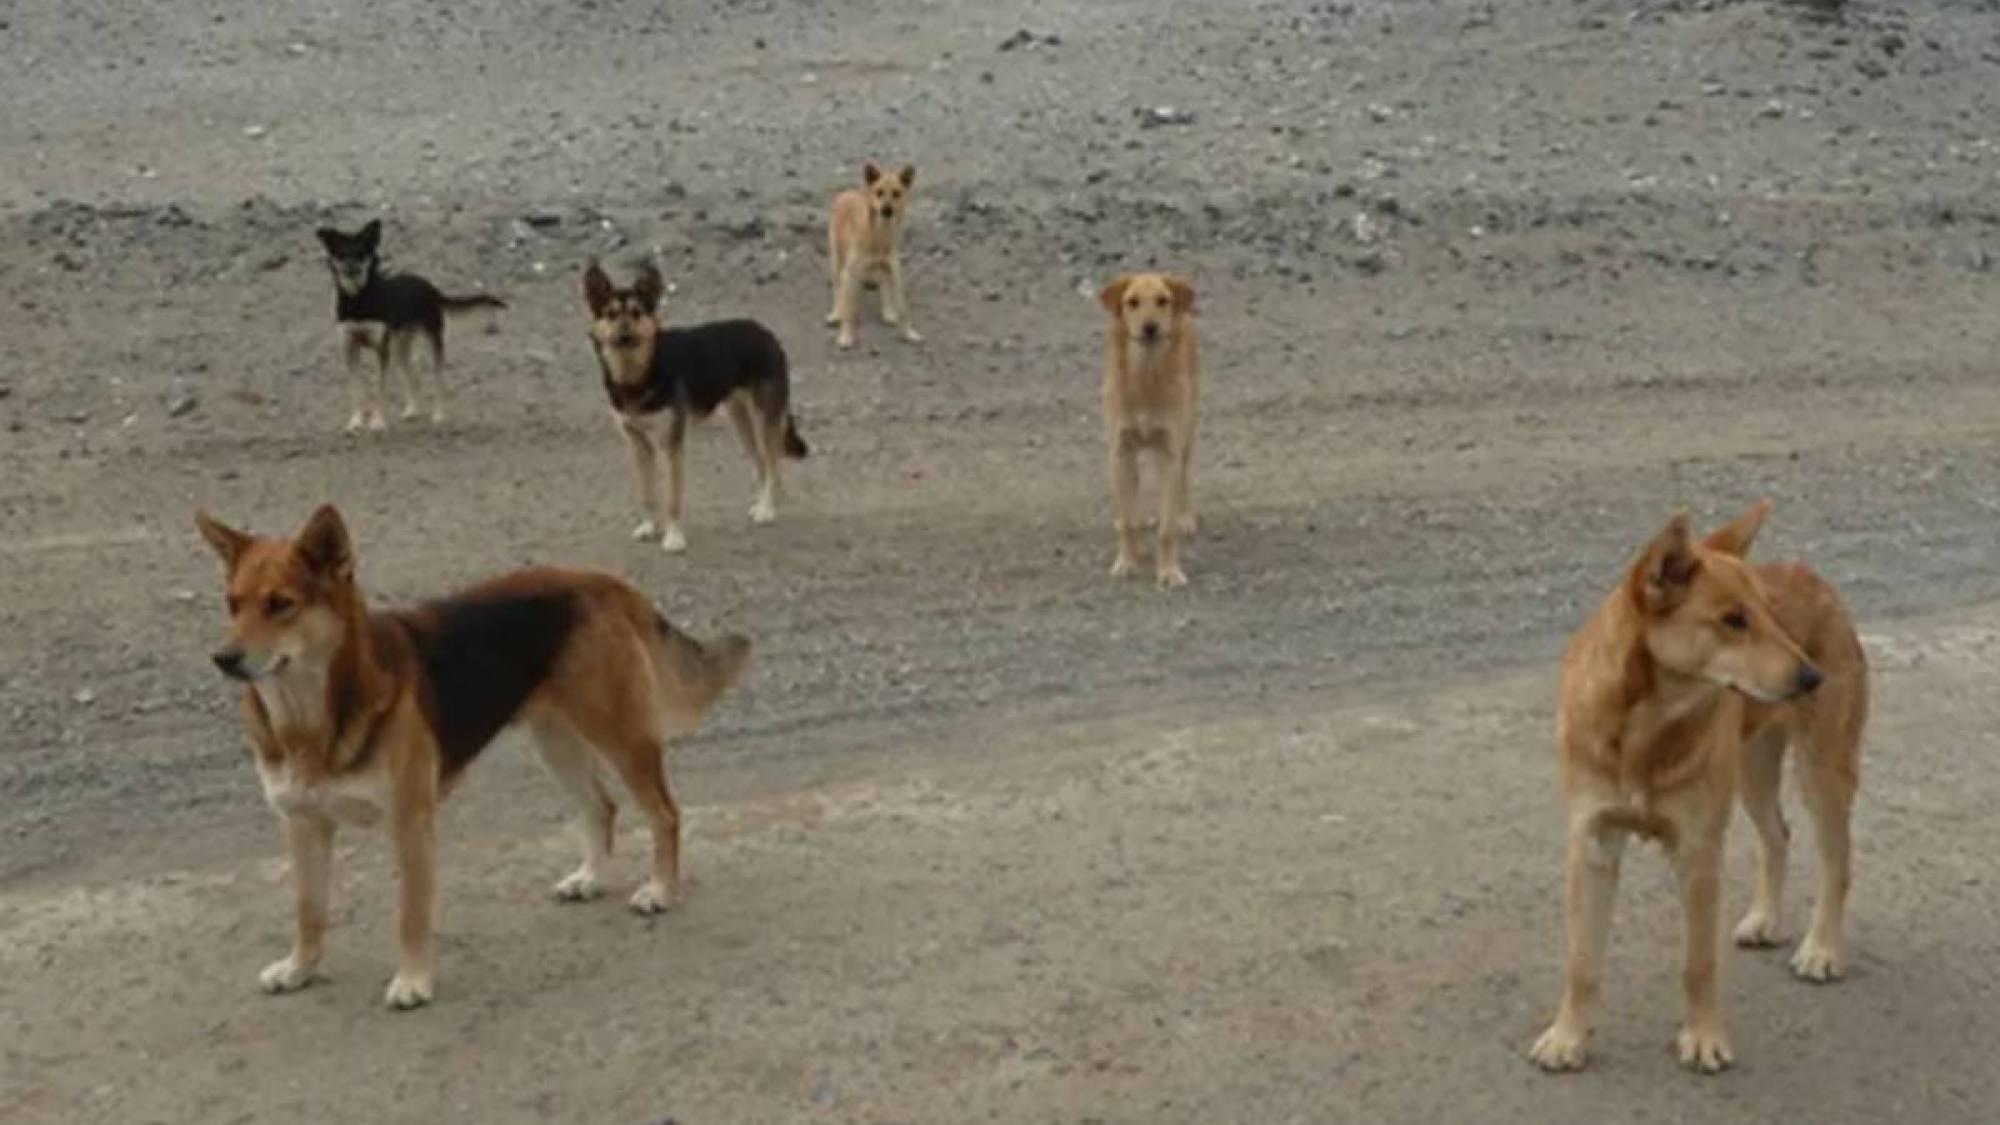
[5,1,2000,1121]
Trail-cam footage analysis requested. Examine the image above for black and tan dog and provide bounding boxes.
[196,504,749,1009]
[315,220,506,432]
[584,260,808,553]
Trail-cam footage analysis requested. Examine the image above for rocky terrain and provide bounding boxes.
[5,0,2000,1121]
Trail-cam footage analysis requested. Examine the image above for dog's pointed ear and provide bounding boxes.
[195,511,252,569]
[357,219,382,250]
[1166,275,1196,314]
[898,164,916,187]
[583,260,613,315]
[1635,513,1700,611]
[296,504,355,582]
[314,227,341,252]
[1099,275,1132,314]
[863,162,882,185]
[1703,499,1771,559]
[633,264,665,312]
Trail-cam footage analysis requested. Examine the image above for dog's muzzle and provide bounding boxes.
[879,206,896,220]
[212,648,282,682]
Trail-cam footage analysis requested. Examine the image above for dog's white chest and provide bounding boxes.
[257,759,389,827]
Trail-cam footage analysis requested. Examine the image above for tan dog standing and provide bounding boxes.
[827,162,921,349]
[196,505,749,1009]
[1099,272,1200,588]
[1530,501,1866,1073]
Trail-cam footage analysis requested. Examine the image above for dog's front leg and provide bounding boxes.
[621,421,667,545]
[1156,437,1190,588]
[833,262,864,349]
[1530,821,1625,1071]
[385,797,438,1010]
[1108,434,1142,579]
[342,331,381,433]
[1672,834,1733,1071]
[883,257,922,343]
[259,810,334,994]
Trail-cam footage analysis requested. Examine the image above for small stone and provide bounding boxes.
[243,125,267,139]
[522,207,565,228]
[73,688,96,706]
[167,394,198,418]
[1366,103,1393,123]
[1757,99,1786,119]
[1136,106,1196,129]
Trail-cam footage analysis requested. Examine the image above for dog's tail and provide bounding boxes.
[782,413,809,459]
[653,612,752,715]
[441,292,508,313]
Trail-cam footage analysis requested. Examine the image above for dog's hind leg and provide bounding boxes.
[1792,727,1858,982]
[577,719,680,915]
[391,331,424,420]
[385,790,438,1009]
[1174,429,1198,538]
[1732,727,1790,948]
[424,325,449,424]
[833,263,863,349]
[883,256,922,343]
[527,719,616,903]
[1530,819,1626,1072]
[366,337,391,431]
[661,412,689,552]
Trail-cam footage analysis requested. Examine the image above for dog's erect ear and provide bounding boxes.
[583,260,614,315]
[195,511,252,569]
[1636,513,1700,611]
[1098,275,1132,314]
[295,504,354,582]
[356,219,382,251]
[1703,499,1771,560]
[863,162,882,185]
[314,227,343,253]
[898,164,916,187]
[1166,275,1196,314]
[633,264,665,312]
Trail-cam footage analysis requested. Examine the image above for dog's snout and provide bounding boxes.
[1139,321,1162,341]
[879,205,896,219]
[1794,664,1824,697]
[212,648,247,679]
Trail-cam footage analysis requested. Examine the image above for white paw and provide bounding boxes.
[631,519,660,542]
[1177,513,1198,538]
[400,401,421,420]
[1790,937,1845,982]
[1110,555,1138,580]
[383,971,434,1010]
[429,408,447,425]
[553,868,603,902]
[258,955,318,994]
[365,412,388,432]
[749,497,776,525]
[901,326,924,343]
[629,879,677,915]
[1528,1023,1589,1072]
[824,311,841,327]
[836,332,856,350]
[880,308,900,326]
[344,412,366,434]
[1733,911,1783,948]
[1156,565,1188,589]
[1676,1025,1734,1073]
[659,525,687,554]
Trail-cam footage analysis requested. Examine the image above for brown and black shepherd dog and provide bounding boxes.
[196,504,749,1009]
[1530,501,1867,1073]
[584,260,808,554]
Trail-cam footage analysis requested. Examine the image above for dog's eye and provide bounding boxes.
[1126,296,1141,308]
[264,594,294,616]
[1721,609,1749,631]
[1156,297,1170,307]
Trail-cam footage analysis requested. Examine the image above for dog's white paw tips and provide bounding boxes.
[383,972,434,1010]
[258,955,317,995]
[1156,566,1189,589]
[552,870,603,903]
[628,880,676,915]
[631,520,660,542]
[1528,1025,1590,1072]
[1110,556,1138,580]
[1676,1026,1734,1073]
[1732,913,1782,948]
[1790,939,1844,982]
[659,526,688,554]
[748,499,777,525]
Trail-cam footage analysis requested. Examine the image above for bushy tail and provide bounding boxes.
[441,292,508,313]
[654,613,751,714]
[782,413,809,459]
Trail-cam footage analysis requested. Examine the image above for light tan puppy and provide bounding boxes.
[1098,272,1200,588]
[827,162,921,349]
[1530,501,1866,1073]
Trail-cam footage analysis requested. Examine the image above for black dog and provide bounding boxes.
[583,260,807,553]
[315,220,506,432]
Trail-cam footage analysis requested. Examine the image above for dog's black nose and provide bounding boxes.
[1140,322,1161,341]
[1794,664,1823,696]
[880,206,895,219]
[212,649,246,678]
